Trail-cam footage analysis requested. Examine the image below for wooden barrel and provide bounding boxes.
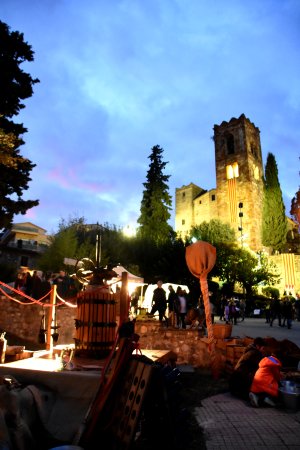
[74,289,117,357]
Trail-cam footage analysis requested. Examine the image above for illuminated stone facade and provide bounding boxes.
[175,114,264,251]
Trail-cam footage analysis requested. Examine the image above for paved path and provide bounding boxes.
[215,317,300,348]
[194,392,300,449]
[192,318,300,449]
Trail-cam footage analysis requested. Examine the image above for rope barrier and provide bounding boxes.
[0,280,76,308]
[0,286,38,305]
[56,292,78,308]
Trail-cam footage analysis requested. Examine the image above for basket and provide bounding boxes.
[279,380,300,412]
[212,323,232,339]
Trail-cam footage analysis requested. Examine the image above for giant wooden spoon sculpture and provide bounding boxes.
[186,240,221,378]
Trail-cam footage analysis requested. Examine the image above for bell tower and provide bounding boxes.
[213,114,264,251]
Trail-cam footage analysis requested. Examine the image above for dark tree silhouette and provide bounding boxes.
[261,152,287,252]
[0,21,39,229]
[137,145,174,244]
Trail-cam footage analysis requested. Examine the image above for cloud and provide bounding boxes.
[1,0,299,233]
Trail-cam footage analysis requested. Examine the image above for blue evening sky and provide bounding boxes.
[2,0,300,234]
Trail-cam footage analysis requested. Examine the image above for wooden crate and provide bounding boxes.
[212,323,232,339]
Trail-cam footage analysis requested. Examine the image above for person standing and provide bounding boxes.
[167,285,177,327]
[53,270,72,298]
[270,298,282,327]
[31,270,42,299]
[281,297,294,329]
[150,280,168,326]
[130,288,139,315]
[177,287,188,329]
[219,295,227,321]
[229,299,237,325]
[265,300,271,323]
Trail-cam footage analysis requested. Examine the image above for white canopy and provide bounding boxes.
[112,265,144,284]
[109,265,146,295]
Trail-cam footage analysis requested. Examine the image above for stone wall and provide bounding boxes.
[1,295,241,371]
[0,296,77,349]
[134,319,243,371]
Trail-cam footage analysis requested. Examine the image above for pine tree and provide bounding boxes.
[0,21,39,230]
[137,145,173,244]
[261,152,287,252]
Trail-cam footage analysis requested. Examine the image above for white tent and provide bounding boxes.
[112,265,144,283]
[110,265,146,295]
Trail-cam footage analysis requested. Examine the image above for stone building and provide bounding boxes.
[0,222,50,269]
[176,114,265,251]
[175,114,300,295]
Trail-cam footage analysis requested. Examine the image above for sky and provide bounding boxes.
[2,0,300,235]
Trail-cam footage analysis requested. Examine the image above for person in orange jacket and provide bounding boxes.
[249,355,282,407]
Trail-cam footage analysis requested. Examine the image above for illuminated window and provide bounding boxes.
[226,162,239,179]
[233,162,239,177]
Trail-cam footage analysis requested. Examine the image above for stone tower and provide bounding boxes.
[214,114,264,251]
[175,183,204,237]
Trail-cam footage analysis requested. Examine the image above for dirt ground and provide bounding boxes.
[133,366,229,450]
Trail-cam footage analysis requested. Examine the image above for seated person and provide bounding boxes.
[229,337,266,399]
[249,355,282,407]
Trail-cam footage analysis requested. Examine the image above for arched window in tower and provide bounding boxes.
[226,134,235,154]
[254,165,259,180]
[226,162,239,179]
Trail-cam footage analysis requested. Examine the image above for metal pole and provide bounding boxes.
[120,272,129,326]
[46,284,57,354]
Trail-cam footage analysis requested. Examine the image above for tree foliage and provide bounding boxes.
[38,227,80,273]
[189,219,236,246]
[137,145,174,244]
[0,21,39,230]
[261,152,287,252]
[215,246,279,300]
[290,187,300,231]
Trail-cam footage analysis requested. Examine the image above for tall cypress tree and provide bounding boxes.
[290,188,300,230]
[0,21,39,230]
[137,145,173,244]
[261,152,287,252]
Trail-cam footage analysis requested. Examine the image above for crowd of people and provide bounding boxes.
[266,295,300,328]
[219,295,246,324]
[130,282,300,336]
[14,269,78,301]
[148,281,192,329]
[14,271,300,332]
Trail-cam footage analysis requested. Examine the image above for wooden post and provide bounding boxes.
[46,284,57,354]
[120,272,128,326]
